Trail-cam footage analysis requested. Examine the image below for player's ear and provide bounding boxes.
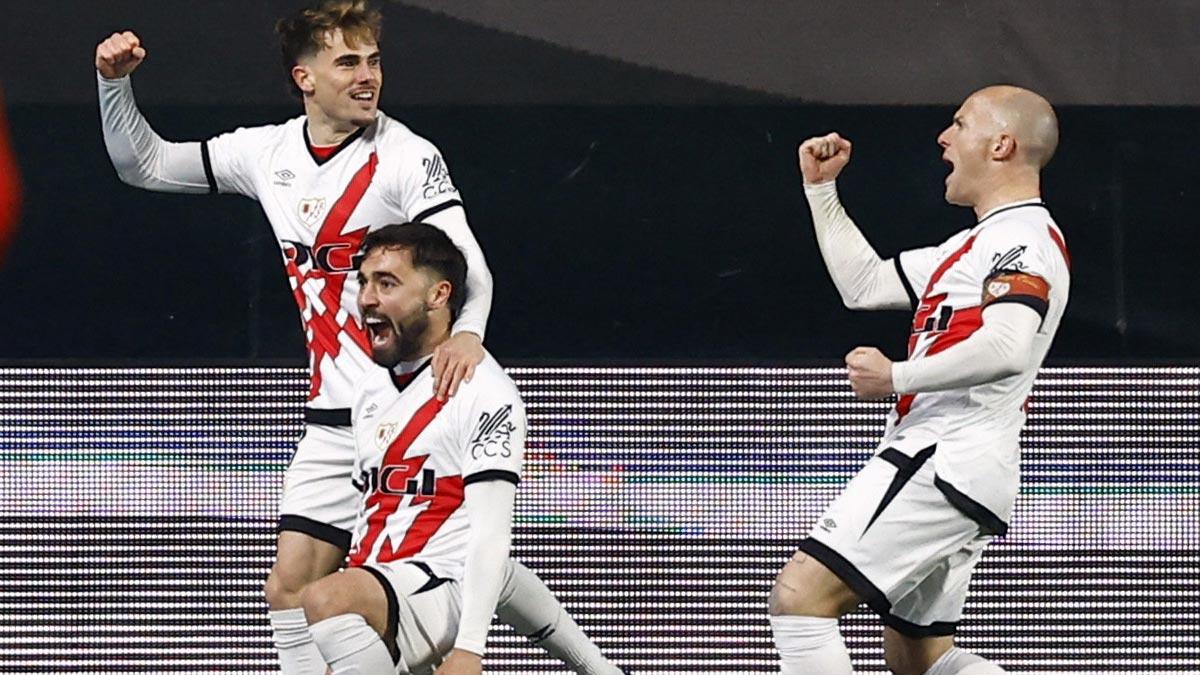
[992,133,1017,161]
[425,279,452,311]
[292,63,315,96]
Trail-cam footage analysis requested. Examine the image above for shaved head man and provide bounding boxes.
[940,85,1058,214]
[770,85,1070,675]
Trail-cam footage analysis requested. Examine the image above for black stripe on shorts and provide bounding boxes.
[304,407,352,427]
[796,537,891,619]
[277,514,351,551]
[862,445,936,536]
[360,565,402,665]
[934,475,1010,536]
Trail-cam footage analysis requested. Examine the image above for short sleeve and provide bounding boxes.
[895,244,942,305]
[457,376,525,486]
[388,136,464,222]
[204,125,275,199]
[973,223,1057,320]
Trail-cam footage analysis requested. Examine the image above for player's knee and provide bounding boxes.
[263,566,304,610]
[768,555,857,617]
[299,578,355,625]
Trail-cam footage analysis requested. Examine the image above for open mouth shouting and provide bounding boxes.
[363,313,395,350]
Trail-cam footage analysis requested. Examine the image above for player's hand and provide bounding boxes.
[95,31,147,80]
[798,132,852,185]
[845,346,894,400]
[433,649,483,675]
[432,332,484,401]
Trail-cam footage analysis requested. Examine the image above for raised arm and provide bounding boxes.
[96,31,211,193]
[799,133,909,311]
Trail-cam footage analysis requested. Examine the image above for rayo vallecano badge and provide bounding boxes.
[297,197,327,229]
[375,422,399,451]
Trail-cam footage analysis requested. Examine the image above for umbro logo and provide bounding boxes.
[819,518,837,533]
[363,403,378,419]
[273,169,295,187]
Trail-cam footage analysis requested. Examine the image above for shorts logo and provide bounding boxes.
[987,280,1012,297]
[470,404,516,459]
[375,422,399,451]
[298,197,327,229]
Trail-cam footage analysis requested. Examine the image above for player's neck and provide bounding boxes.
[972,176,1041,221]
[405,326,452,364]
[304,107,362,147]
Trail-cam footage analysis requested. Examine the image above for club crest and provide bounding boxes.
[297,197,327,229]
[375,422,399,450]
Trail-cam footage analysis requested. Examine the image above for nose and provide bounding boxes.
[937,127,951,149]
[359,282,377,309]
[354,60,376,83]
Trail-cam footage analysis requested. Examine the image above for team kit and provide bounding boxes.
[94,2,1068,674]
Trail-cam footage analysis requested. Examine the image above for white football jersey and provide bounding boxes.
[888,200,1071,522]
[204,113,464,407]
[346,353,525,580]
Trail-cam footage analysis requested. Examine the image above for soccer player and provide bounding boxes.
[769,85,1069,675]
[303,222,526,674]
[95,3,621,673]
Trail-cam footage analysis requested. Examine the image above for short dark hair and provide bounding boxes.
[276,0,383,98]
[359,223,468,320]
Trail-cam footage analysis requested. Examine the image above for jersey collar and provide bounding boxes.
[977,198,1047,225]
[390,356,432,393]
[302,121,367,166]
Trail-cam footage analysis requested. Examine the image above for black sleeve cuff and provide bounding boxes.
[200,140,217,194]
[894,256,918,309]
[413,199,464,223]
[463,469,520,486]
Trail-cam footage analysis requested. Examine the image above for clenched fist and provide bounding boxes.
[798,132,852,185]
[95,31,147,80]
[845,346,894,400]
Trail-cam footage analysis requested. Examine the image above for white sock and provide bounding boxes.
[494,559,622,675]
[770,615,855,674]
[309,614,399,675]
[269,608,327,675]
[926,647,1007,675]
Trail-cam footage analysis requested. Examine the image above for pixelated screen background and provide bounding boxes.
[1,365,1196,673]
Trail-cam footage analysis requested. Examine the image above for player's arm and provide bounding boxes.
[437,479,517,674]
[393,139,494,399]
[798,134,910,311]
[95,31,211,193]
[847,268,1051,398]
[441,383,526,673]
[424,205,493,400]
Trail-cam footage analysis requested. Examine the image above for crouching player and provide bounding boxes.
[301,222,529,674]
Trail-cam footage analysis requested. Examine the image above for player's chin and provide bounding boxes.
[370,343,402,368]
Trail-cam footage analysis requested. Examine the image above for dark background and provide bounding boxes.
[1,1,1196,362]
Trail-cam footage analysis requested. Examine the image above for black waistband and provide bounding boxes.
[303,407,352,427]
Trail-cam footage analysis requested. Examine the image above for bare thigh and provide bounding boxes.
[768,549,862,617]
[264,530,348,609]
[301,567,391,636]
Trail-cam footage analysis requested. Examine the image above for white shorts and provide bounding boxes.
[359,561,462,675]
[279,422,359,549]
[798,444,996,637]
